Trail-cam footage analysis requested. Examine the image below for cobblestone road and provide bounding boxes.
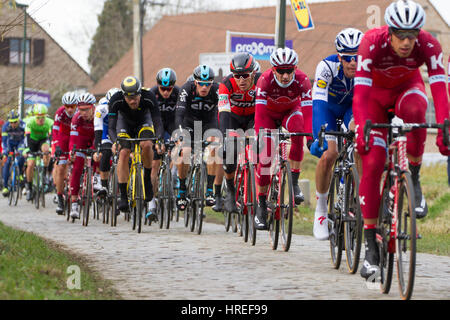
[0,196,449,300]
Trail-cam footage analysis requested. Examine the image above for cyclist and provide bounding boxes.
[94,88,120,197]
[68,92,97,219]
[149,68,180,211]
[253,47,313,230]
[310,27,363,240]
[53,91,78,214]
[218,52,261,213]
[353,0,450,280]
[108,76,164,216]
[1,109,26,197]
[174,65,220,211]
[24,104,53,201]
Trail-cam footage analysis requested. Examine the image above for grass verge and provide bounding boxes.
[0,221,121,300]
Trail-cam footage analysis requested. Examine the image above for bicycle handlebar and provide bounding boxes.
[318,124,355,149]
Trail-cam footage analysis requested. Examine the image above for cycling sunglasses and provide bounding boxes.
[159,86,174,92]
[275,67,295,75]
[64,104,77,109]
[391,28,420,40]
[340,54,357,63]
[233,73,251,80]
[196,80,213,87]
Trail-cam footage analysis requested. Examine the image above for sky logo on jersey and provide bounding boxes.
[290,0,314,32]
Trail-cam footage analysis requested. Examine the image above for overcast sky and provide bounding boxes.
[17,0,450,74]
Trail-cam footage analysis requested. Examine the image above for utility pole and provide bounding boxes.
[133,0,165,85]
[15,1,28,119]
[275,0,286,49]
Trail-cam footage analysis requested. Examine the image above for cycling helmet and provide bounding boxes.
[105,87,120,101]
[384,0,425,30]
[193,65,215,81]
[8,109,20,122]
[121,76,142,96]
[335,28,363,53]
[77,92,96,105]
[33,103,48,116]
[62,91,78,106]
[270,47,298,67]
[230,53,255,73]
[156,68,177,87]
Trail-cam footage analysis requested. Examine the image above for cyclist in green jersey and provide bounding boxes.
[24,104,53,201]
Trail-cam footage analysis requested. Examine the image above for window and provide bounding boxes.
[8,38,30,65]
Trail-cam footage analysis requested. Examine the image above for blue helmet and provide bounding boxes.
[193,65,214,81]
[8,109,20,122]
[156,68,177,87]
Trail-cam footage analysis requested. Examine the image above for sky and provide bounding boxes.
[16,0,450,74]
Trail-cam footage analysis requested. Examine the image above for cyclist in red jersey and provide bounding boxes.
[253,47,313,230]
[353,0,450,280]
[218,52,261,213]
[68,93,97,219]
[52,91,78,215]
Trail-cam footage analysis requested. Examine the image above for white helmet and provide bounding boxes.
[335,28,363,53]
[61,91,78,105]
[98,97,108,105]
[270,47,298,67]
[384,0,425,30]
[105,87,120,102]
[77,92,96,105]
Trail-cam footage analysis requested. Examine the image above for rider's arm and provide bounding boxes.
[175,84,190,129]
[421,33,450,124]
[218,83,232,135]
[312,61,333,140]
[107,100,118,143]
[146,90,164,139]
[299,73,313,141]
[52,110,61,146]
[1,123,8,155]
[94,106,106,149]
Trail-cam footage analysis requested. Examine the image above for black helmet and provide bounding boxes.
[156,68,177,87]
[121,76,142,96]
[193,65,215,81]
[230,53,255,73]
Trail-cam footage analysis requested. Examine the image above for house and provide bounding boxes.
[91,0,449,153]
[0,4,94,117]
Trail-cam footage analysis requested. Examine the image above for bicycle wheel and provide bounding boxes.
[232,165,244,233]
[13,166,21,206]
[247,163,257,246]
[110,165,118,227]
[135,167,144,233]
[163,165,172,229]
[195,164,206,235]
[280,161,294,252]
[7,164,14,206]
[268,175,279,250]
[396,172,416,300]
[40,169,45,208]
[378,172,394,294]
[34,166,40,209]
[344,164,363,274]
[328,171,343,269]
[82,168,92,227]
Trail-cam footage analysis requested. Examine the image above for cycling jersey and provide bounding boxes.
[25,117,53,150]
[94,102,110,147]
[149,85,180,135]
[52,106,75,161]
[175,80,219,130]
[312,54,354,139]
[108,89,164,143]
[353,26,450,221]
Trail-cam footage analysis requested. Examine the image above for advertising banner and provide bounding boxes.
[230,37,293,60]
[24,88,51,107]
[290,0,315,32]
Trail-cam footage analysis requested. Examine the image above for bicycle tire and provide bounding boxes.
[7,164,14,206]
[231,165,243,233]
[280,161,294,252]
[163,165,172,229]
[13,166,20,206]
[40,168,45,209]
[195,163,206,235]
[344,164,363,274]
[328,171,343,269]
[136,167,144,233]
[268,175,279,250]
[247,163,257,246]
[110,165,118,227]
[378,172,394,294]
[190,166,199,233]
[34,166,40,209]
[396,171,416,300]
[82,168,92,227]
